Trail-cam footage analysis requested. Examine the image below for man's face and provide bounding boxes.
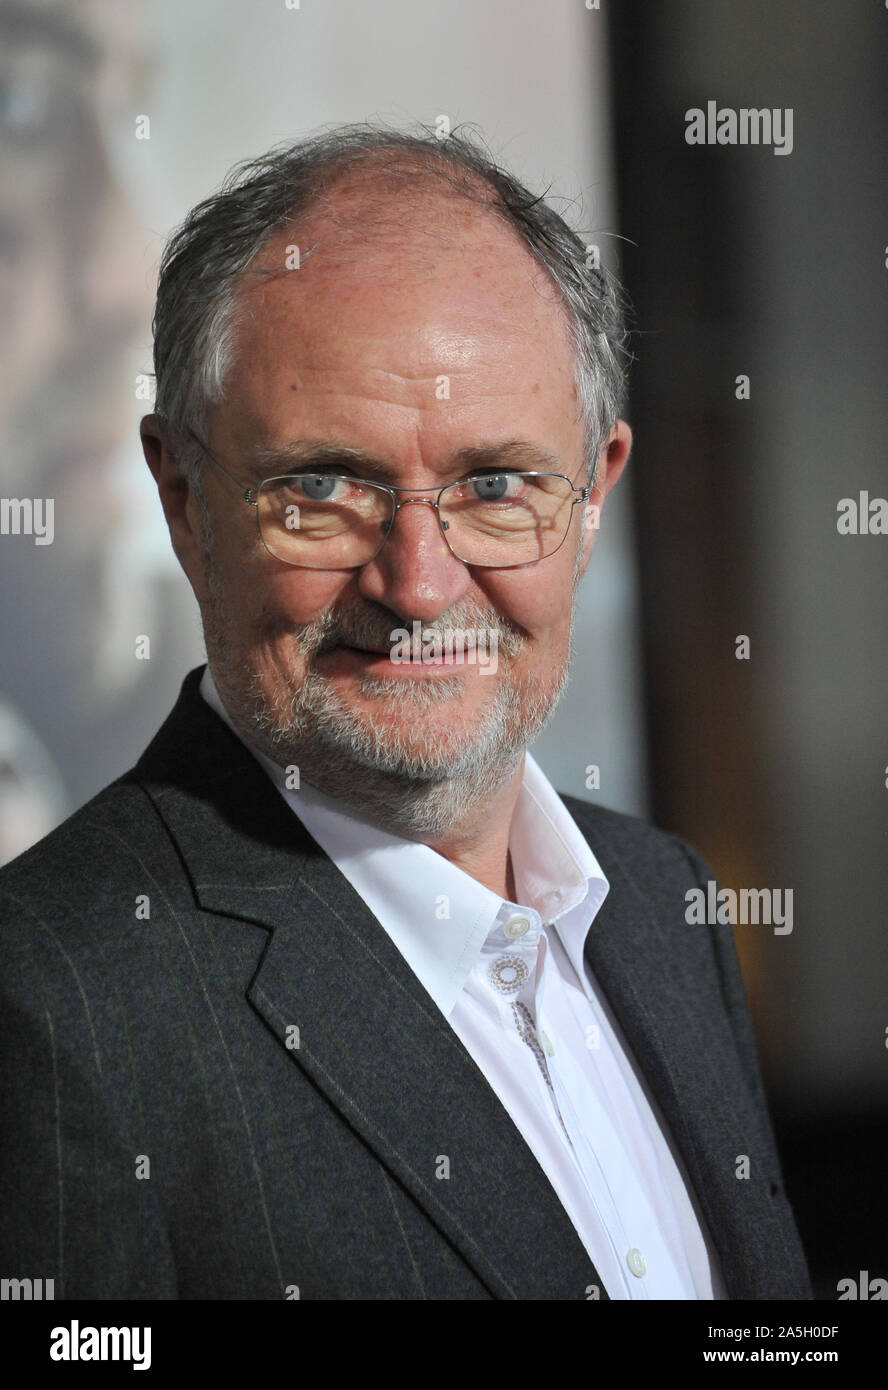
[151,185,628,833]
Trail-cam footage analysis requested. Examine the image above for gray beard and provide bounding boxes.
[240,659,567,838]
[199,509,578,838]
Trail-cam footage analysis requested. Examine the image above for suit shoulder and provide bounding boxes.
[558,793,709,884]
[0,771,177,928]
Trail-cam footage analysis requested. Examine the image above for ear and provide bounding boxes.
[577,419,632,579]
[140,413,210,602]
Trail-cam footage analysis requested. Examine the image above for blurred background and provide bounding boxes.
[0,0,883,1298]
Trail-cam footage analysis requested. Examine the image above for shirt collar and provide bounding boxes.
[200,665,609,1014]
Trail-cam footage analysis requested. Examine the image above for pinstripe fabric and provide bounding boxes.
[0,667,811,1300]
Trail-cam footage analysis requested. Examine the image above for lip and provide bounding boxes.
[318,644,473,676]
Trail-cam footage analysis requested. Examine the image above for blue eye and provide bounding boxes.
[471,474,512,501]
[298,475,339,500]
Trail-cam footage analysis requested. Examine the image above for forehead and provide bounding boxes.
[245,185,574,342]
[222,182,582,458]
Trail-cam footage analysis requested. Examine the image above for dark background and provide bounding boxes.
[611,0,887,1299]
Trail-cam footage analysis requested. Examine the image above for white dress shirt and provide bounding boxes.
[200,667,726,1299]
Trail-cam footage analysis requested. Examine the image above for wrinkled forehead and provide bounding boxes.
[213,174,585,465]
[242,177,572,341]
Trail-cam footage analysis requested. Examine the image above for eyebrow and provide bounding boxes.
[247,438,565,482]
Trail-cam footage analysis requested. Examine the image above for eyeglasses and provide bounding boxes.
[186,429,591,570]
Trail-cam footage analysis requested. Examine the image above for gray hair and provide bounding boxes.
[151,121,632,487]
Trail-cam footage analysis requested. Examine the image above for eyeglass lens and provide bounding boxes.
[255,472,576,568]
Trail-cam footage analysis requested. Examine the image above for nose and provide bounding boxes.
[355,494,473,622]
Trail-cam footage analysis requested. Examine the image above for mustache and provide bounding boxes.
[293,600,526,659]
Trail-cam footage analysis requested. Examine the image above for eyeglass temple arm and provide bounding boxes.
[185,427,257,504]
[184,427,592,509]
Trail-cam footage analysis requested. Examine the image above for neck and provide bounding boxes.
[204,663,530,898]
[393,758,525,900]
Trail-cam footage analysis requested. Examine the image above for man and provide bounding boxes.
[0,126,811,1300]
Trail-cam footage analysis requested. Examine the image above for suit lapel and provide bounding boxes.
[135,670,606,1300]
[565,797,781,1299]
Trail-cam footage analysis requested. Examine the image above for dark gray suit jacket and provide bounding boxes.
[0,667,811,1299]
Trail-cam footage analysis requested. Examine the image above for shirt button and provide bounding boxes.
[489,955,530,995]
[540,1030,555,1056]
[502,913,531,940]
[626,1248,647,1278]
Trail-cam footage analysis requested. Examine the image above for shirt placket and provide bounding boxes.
[481,918,636,1296]
[535,927,681,1298]
[482,911,576,1144]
